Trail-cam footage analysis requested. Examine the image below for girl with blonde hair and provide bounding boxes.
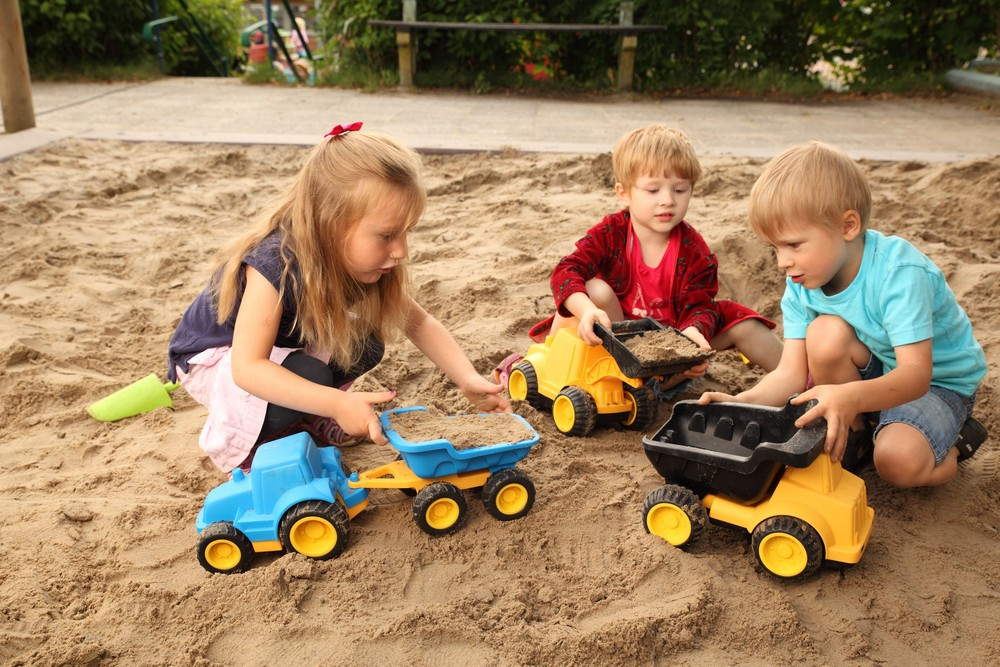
[168,123,509,473]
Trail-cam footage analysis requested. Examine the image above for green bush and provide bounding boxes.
[819,0,999,89]
[317,0,998,93]
[20,0,150,74]
[19,0,247,78]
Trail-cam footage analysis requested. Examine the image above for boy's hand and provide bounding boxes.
[578,308,612,346]
[681,360,710,379]
[680,326,712,351]
[791,384,861,462]
[334,390,395,446]
[461,375,512,413]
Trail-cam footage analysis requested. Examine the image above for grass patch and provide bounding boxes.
[30,57,164,83]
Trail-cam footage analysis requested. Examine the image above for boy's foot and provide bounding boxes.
[492,353,524,390]
[956,417,988,463]
[841,425,874,471]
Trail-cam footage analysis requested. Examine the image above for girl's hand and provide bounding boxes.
[461,375,512,413]
[577,308,612,346]
[697,390,740,405]
[334,389,396,446]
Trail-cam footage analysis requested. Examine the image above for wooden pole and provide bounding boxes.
[0,0,36,132]
[617,1,635,92]
[396,0,416,88]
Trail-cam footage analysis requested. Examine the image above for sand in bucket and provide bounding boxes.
[87,373,180,422]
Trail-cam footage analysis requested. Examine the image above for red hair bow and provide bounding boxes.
[324,121,363,138]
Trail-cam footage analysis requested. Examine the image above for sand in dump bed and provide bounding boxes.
[2,138,999,666]
[622,328,713,365]
[389,410,535,450]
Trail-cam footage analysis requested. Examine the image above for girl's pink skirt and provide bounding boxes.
[176,345,298,473]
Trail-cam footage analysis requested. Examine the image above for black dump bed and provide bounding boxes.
[642,399,826,503]
[595,318,715,378]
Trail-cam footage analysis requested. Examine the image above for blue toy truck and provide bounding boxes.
[196,407,539,574]
[196,433,367,574]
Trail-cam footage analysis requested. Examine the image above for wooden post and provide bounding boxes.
[396,0,416,88]
[617,1,635,92]
[0,0,36,132]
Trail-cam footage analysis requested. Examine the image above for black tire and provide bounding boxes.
[509,361,548,410]
[642,485,706,548]
[621,383,656,431]
[751,516,824,579]
[551,385,597,436]
[279,500,350,560]
[482,468,536,521]
[412,482,468,536]
[197,522,254,574]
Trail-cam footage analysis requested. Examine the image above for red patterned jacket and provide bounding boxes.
[529,209,726,341]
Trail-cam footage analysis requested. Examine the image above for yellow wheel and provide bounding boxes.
[197,522,254,574]
[482,468,535,521]
[509,361,547,410]
[552,386,596,436]
[642,485,705,547]
[289,516,336,557]
[413,482,467,536]
[279,500,350,560]
[751,516,824,579]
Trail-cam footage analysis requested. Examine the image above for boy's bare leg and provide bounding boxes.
[805,315,871,431]
[710,319,783,372]
[874,423,956,487]
[549,278,623,334]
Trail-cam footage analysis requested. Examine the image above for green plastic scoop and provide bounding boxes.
[87,373,181,422]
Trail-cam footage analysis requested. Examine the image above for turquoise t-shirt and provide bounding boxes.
[781,229,986,396]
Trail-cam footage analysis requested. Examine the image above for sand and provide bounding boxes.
[1,139,998,666]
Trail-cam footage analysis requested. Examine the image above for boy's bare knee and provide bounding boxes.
[806,315,852,352]
[806,315,865,369]
[873,449,922,488]
[872,427,938,488]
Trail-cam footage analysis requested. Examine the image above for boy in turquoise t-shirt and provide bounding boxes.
[699,141,987,488]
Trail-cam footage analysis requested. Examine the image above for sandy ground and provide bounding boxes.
[1,139,998,666]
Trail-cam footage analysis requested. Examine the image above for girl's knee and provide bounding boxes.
[282,351,335,386]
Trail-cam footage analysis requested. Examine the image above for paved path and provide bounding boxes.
[2,77,999,161]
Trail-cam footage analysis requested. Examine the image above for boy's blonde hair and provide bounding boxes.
[214,131,426,370]
[612,124,702,190]
[749,141,871,239]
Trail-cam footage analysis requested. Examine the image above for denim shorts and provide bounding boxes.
[860,356,977,464]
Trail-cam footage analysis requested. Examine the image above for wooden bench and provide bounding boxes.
[368,1,666,92]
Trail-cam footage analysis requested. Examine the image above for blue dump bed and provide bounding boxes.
[380,407,540,479]
[642,399,826,503]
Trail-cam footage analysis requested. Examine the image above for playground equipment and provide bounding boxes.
[142,0,231,77]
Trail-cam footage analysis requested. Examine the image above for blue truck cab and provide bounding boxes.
[195,432,368,574]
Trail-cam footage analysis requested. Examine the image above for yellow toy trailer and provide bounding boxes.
[508,318,712,437]
[641,399,875,579]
